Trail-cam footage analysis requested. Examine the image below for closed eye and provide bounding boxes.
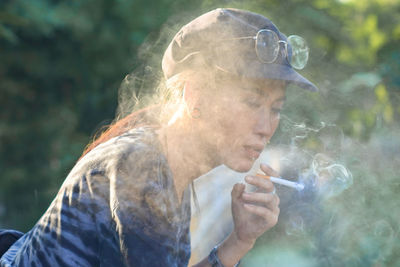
[242,96,262,108]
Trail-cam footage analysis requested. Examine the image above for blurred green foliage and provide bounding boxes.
[0,0,203,229]
[1,0,399,266]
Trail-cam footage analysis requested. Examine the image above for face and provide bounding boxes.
[196,75,286,172]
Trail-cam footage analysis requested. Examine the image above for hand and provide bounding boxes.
[231,163,280,246]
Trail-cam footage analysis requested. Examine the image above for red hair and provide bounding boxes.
[79,105,160,160]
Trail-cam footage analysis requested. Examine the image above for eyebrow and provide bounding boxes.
[248,87,287,102]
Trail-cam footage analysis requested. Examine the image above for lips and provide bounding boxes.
[244,145,264,159]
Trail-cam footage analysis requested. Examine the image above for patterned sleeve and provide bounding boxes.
[0,130,190,267]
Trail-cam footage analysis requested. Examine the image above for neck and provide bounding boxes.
[158,122,216,202]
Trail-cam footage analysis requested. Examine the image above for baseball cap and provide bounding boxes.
[162,8,318,92]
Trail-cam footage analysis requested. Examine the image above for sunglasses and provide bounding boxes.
[218,29,309,70]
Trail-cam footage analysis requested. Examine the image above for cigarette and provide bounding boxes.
[256,174,305,191]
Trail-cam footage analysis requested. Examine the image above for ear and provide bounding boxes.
[183,80,201,110]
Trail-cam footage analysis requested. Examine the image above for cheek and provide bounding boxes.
[204,98,256,145]
[216,111,256,145]
[199,107,239,148]
[215,115,239,139]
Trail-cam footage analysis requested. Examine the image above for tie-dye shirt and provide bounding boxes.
[0,127,191,267]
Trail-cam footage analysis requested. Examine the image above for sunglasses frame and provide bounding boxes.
[218,29,309,70]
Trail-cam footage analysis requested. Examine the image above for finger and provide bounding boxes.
[231,183,246,200]
[274,205,280,214]
[260,163,280,177]
[242,192,275,205]
[243,204,279,225]
[245,175,274,193]
[275,194,280,206]
[242,192,280,210]
[272,206,280,217]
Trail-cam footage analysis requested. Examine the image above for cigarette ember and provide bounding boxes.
[256,174,305,191]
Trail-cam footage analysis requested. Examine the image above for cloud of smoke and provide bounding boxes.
[109,4,399,266]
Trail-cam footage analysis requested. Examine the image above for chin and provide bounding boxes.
[225,159,254,173]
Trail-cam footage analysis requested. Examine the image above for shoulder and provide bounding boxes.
[111,127,165,174]
[84,127,169,190]
[60,127,167,203]
[78,127,164,172]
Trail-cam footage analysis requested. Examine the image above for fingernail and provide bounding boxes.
[245,176,253,183]
[261,163,268,168]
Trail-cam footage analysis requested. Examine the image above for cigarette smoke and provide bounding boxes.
[112,4,399,267]
[190,116,356,265]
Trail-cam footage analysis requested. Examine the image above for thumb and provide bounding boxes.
[231,183,246,200]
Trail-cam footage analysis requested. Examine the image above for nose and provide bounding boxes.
[254,108,277,141]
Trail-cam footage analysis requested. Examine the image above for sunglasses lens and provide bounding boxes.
[287,35,309,69]
[256,30,279,63]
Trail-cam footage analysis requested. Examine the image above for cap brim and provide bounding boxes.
[215,60,318,92]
